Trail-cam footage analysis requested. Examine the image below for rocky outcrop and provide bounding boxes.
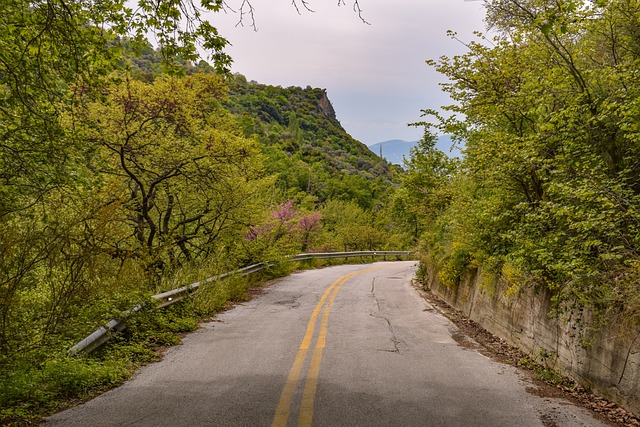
[317,89,336,120]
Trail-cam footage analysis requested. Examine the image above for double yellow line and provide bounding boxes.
[271,267,379,427]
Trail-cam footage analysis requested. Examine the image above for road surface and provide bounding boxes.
[47,262,608,426]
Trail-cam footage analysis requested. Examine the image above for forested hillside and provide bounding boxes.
[224,74,394,210]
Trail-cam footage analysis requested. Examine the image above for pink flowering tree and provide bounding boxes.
[244,200,323,260]
[298,212,322,251]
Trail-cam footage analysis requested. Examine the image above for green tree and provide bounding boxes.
[72,73,268,271]
[321,199,389,251]
[0,0,235,355]
[424,0,640,319]
[391,131,458,241]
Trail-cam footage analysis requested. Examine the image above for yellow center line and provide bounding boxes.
[297,277,348,427]
[272,266,388,427]
[271,271,358,427]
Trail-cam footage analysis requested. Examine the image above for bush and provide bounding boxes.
[0,353,130,424]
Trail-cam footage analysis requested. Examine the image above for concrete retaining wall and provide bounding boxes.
[423,263,640,414]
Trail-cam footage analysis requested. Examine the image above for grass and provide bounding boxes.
[0,269,256,425]
[518,355,568,386]
[0,353,132,425]
[0,255,407,425]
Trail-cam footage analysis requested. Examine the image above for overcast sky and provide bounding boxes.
[207,1,487,146]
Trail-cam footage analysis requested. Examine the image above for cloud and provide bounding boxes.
[208,0,486,144]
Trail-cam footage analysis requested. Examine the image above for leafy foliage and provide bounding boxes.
[71,74,268,271]
[0,0,240,362]
[417,0,640,326]
[391,131,459,241]
[0,2,408,422]
[224,75,396,210]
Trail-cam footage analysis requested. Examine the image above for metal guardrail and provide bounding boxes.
[69,251,411,356]
[153,262,272,309]
[289,251,410,262]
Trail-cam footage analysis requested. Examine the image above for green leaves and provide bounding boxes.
[422,0,640,322]
[391,130,459,242]
[73,73,268,270]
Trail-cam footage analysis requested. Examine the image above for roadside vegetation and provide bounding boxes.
[4,0,639,423]
[0,2,410,423]
[394,0,640,338]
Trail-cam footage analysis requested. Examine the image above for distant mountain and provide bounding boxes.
[367,140,416,165]
[368,135,458,165]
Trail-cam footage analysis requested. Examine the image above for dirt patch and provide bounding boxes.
[414,282,640,427]
[246,276,283,298]
[450,331,480,350]
[540,413,560,427]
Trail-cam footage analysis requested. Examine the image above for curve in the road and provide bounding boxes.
[273,266,388,427]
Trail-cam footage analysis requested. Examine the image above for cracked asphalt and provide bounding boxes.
[47,262,610,426]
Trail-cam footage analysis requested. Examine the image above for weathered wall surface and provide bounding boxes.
[423,263,640,414]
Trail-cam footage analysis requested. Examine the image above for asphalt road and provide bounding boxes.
[47,262,609,426]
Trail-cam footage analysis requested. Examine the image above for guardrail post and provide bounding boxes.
[69,250,412,356]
